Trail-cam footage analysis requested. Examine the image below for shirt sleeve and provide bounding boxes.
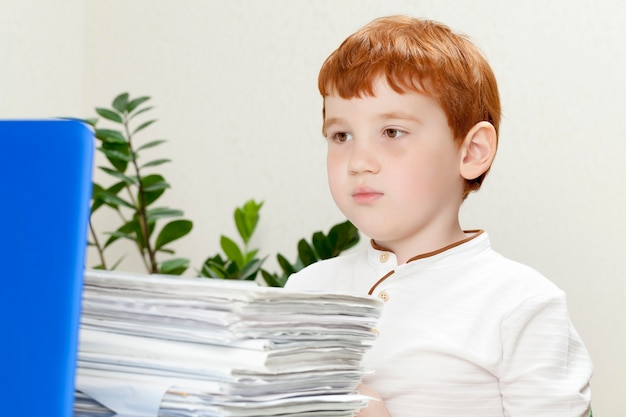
[499,293,593,417]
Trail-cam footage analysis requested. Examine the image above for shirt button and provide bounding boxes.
[371,328,379,335]
[378,291,389,302]
[379,253,389,263]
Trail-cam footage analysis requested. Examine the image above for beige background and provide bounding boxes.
[2,1,624,414]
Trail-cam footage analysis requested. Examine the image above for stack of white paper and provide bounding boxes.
[74,269,382,417]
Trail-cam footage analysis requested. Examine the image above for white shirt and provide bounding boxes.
[285,231,593,417]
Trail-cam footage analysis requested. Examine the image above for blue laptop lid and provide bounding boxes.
[0,120,94,417]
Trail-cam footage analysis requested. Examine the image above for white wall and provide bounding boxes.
[2,1,624,415]
[0,0,85,117]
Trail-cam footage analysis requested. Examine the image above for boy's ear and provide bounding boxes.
[459,121,497,181]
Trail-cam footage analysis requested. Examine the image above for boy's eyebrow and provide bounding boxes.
[378,111,422,123]
[323,112,421,133]
[322,117,342,135]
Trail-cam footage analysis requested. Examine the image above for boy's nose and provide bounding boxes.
[348,140,380,175]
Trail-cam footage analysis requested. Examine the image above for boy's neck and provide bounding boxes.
[372,224,469,265]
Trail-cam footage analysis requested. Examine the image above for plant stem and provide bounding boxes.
[116,191,150,271]
[115,204,151,272]
[89,219,107,270]
[123,114,158,273]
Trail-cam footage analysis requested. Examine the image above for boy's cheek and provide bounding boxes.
[326,157,345,181]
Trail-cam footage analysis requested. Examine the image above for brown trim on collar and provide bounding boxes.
[368,270,395,295]
[405,230,484,263]
[367,230,484,295]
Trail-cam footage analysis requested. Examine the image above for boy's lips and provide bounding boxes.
[352,187,383,204]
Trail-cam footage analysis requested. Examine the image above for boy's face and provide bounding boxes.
[323,78,466,255]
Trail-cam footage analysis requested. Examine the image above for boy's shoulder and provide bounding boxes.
[465,245,565,303]
[284,249,368,292]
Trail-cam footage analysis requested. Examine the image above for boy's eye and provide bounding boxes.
[383,128,404,139]
[330,132,352,143]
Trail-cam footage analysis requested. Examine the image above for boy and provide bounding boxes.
[285,15,593,417]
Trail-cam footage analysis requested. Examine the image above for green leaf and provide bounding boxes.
[98,189,134,210]
[103,220,140,248]
[132,119,156,135]
[220,235,244,268]
[136,139,167,152]
[99,167,137,186]
[224,261,241,278]
[91,181,126,212]
[146,207,184,221]
[140,158,170,169]
[95,128,126,144]
[206,254,226,266]
[244,248,259,264]
[201,257,228,278]
[276,253,296,276]
[107,181,127,195]
[311,231,333,259]
[234,209,249,243]
[201,266,221,279]
[98,147,134,162]
[143,181,170,192]
[82,117,99,127]
[328,220,360,254]
[297,239,318,267]
[155,220,193,250]
[237,256,267,281]
[128,106,154,121]
[200,255,228,278]
[200,266,217,278]
[112,93,129,113]
[234,200,262,244]
[261,270,287,287]
[90,182,105,212]
[96,107,123,124]
[101,140,131,172]
[142,181,169,193]
[127,96,151,113]
[159,258,189,275]
[140,174,168,206]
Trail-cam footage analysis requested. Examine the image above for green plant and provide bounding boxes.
[198,199,360,287]
[261,220,359,287]
[87,93,192,275]
[199,200,267,281]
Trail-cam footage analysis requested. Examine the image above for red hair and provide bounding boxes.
[318,16,501,196]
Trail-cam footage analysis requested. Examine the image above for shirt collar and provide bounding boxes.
[365,231,489,295]
[367,230,487,272]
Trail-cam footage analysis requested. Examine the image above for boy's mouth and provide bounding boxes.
[352,187,383,204]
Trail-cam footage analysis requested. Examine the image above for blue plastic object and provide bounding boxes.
[0,120,94,417]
